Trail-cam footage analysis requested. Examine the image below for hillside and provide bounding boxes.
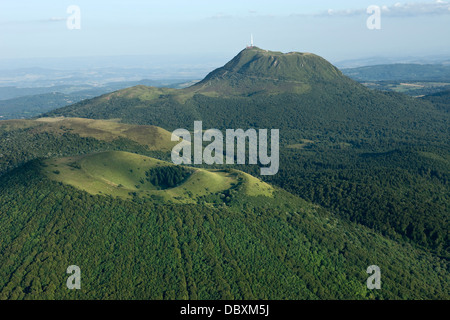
[41,48,450,258]
[0,117,177,175]
[0,158,448,299]
[43,151,273,202]
[189,47,347,96]
[0,117,175,150]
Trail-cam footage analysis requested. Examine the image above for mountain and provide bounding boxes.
[0,47,448,300]
[190,47,347,96]
[41,48,450,258]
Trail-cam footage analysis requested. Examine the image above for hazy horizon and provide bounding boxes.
[1,0,450,71]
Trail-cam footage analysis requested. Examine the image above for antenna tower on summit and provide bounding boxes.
[247,34,254,49]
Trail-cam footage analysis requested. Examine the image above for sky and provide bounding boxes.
[0,0,449,68]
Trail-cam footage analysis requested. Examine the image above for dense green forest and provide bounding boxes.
[422,89,450,112]
[145,166,193,189]
[0,161,448,299]
[269,146,449,257]
[200,144,449,258]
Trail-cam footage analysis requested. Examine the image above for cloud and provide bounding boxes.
[206,2,450,21]
[209,12,233,19]
[324,1,450,17]
[48,17,66,22]
[0,17,66,26]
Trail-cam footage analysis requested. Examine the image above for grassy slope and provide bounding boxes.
[0,117,176,151]
[42,151,274,203]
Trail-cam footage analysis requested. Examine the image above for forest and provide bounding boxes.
[0,161,448,299]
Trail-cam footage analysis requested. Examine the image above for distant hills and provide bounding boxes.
[0,79,193,101]
[342,63,450,82]
[335,55,450,69]
[340,64,450,97]
[0,79,196,120]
